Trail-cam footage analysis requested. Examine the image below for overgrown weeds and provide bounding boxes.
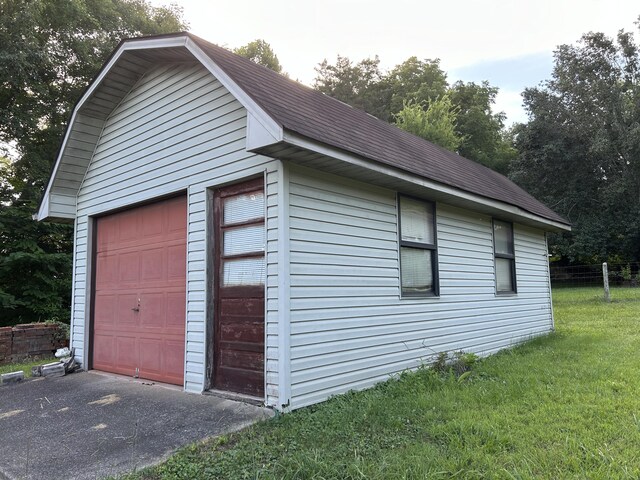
[430,350,479,377]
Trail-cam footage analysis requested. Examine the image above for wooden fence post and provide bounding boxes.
[603,262,611,302]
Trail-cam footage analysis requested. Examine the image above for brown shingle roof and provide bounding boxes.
[185,34,567,226]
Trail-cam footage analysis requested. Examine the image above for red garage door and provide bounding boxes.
[92,195,187,386]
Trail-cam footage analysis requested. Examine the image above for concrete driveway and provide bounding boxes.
[0,372,273,480]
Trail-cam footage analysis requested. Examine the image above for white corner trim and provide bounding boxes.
[184,38,283,144]
[81,217,95,370]
[545,233,556,331]
[276,160,292,411]
[282,131,571,232]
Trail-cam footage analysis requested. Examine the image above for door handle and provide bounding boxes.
[132,298,141,313]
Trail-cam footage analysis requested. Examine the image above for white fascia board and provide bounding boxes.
[38,116,76,222]
[184,38,283,145]
[37,37,190,222]
[38,34,283,222]
[35,191,50,221]
[282,131,571,232]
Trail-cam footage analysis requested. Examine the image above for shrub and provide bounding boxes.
[430,350,479,377]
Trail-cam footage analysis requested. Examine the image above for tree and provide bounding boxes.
[394,96,464,152]
[0,158,72,326]
[449,81,516,174]
[0,0,187,325]
[386,56,448,119]
[313,55,449,123]
[511,23,640,263]
[312,54,514,171]
[314,55,389,120]
[234,39,284,74]
[0,0,187,195]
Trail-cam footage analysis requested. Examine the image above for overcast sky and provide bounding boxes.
[151,0,639,124]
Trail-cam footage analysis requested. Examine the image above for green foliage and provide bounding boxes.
[234,39,284,74]
[0,159,72,325]
[511,21,640,263]
[386,56,449,118]
[314,55,389,120]
[0,356,56,377]
[313,54,512,172]
[394,96,464,152]
[449,81,517,174]
[122,287,640,479]
[430,350,479,377]
[0,0,187,325]
[0,0,187,193]
[45,319,71,342]
[621,264,633,282]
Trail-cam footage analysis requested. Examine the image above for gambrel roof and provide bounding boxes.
[38,32,569,230]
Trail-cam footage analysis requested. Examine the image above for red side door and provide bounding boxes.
[213,179,265,397]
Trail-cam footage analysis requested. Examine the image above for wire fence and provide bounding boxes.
[550,262,640,289]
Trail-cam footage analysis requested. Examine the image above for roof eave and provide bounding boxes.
[276,130,571,232]
[36,33,284,222]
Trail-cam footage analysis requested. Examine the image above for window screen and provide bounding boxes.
[398,196,438,296]
[220,188,265,287]
[493,220,516,294]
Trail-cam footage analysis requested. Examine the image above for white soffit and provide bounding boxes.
[38,34,284,221]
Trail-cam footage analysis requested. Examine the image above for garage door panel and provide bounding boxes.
[138,338,162,374]
[115,294,138,326]
[97,216,118,250]
[93,334,116,367]
[167,244,186,278]
[115,336,137,370]
[162,340,185,374]
[166,292,186,327]
[118,252,140,283]
[139,292,166,328]
[117,210,139,242]
[93,195,186,386]
[139,338,184,384]
[142,204,164,237]
[96,254,118,287]
[167,201,188,233]
[94,294,116,326]
[141,248,164,281]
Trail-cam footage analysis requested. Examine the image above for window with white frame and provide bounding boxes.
[398,195,438,297]
[493,219,516,294]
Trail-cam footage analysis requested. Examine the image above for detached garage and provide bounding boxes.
[37,32,570,411]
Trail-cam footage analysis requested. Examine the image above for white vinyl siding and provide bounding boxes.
[287,165,553,409]
[71,62,280,404]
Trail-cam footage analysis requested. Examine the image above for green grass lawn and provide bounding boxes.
[127,288,640,479]
[0,357,55,378]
